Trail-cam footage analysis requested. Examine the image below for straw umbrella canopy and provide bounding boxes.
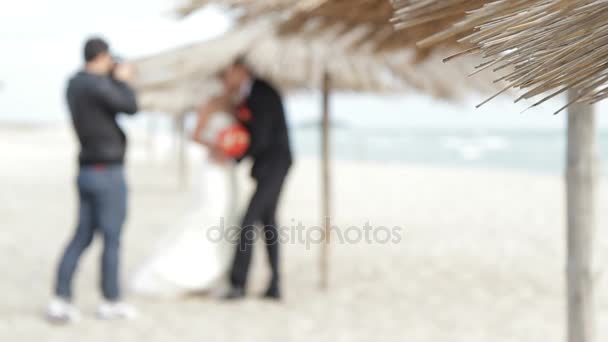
[134,20,409,114]
[134,18,497,114]
[392,2,604,342]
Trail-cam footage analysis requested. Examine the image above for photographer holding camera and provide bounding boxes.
[47,37,139,323]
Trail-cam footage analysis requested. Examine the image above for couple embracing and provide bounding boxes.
[191,57,293,300]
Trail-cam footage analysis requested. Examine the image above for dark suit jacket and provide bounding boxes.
[238,78,293,179]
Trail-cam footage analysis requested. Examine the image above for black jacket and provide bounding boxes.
[239,78,292,179]
[66,71,138,165]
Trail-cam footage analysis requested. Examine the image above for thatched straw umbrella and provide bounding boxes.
[393,1,603,341]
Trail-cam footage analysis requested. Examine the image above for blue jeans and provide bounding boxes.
[55,165,127,301]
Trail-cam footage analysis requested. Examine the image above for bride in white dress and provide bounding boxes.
[130,95,244,297]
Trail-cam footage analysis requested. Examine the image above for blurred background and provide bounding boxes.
[1,1,608,342]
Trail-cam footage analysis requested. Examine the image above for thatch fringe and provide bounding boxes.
[392,0,608,111]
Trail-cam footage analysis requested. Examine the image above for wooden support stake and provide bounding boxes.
[566,89,598,342]
[176,113,188,190]
[320,72,332,290]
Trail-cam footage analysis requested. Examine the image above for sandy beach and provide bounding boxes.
[1,123,608,342]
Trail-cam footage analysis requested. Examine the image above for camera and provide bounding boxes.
[110,55,124,79]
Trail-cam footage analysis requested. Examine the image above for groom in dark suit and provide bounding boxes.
[219,57,292,300]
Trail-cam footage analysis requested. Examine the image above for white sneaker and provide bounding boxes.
[46,297,81,324]
[96,301,138,320]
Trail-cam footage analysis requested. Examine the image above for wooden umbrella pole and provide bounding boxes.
[320,71,332,290]
[147,113,156,162]
[177,113,188,190]
[565,89,598,342]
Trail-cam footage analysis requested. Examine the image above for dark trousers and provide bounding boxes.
[55,165,127,301]
[230,165,290,291]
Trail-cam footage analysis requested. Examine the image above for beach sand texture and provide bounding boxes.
[1,125,608,342]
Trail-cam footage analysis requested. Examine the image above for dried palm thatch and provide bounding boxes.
[175,0,472,59]
[392,0,608,112]
[274,0,410,52]
[391,0,486,47]
[176,0,296,17]
[134,19,494,114]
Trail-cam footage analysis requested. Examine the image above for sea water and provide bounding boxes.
[285,93,608,175]
[291,125,600,175]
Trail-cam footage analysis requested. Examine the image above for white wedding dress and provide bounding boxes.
[130,112,239,297]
